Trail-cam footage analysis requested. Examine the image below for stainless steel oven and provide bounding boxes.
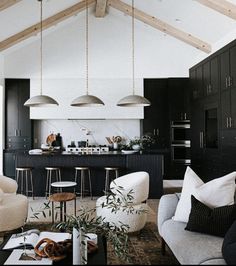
[171,120,191,164]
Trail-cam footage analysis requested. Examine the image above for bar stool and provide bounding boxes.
[74,167,92,199]
[45,167,61,198]
[16,167,34,199]
[104,167,119,194]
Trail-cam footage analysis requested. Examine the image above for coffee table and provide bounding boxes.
[0,234,107,265]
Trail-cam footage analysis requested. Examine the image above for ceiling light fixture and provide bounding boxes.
[24,0,58,107]
[71,0,104,107]
[117,0,151,107]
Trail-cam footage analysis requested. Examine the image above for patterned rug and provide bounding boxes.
[0,222,178,265]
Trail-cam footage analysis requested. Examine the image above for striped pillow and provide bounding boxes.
[185,195,236,237]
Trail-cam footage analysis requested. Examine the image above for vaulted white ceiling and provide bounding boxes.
[1,0,236,56]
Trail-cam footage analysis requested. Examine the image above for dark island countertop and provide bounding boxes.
[16,152,165,199]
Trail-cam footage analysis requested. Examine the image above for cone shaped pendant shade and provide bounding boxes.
[24,0,58,107]
[117,0,150,107]
[71,0,104,107]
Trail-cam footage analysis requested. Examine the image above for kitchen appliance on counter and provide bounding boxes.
[66,145,109,154]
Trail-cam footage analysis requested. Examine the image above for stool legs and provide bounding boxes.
[16,169,34,199]
[45,169,61,198]
[104,169,119,195]
[75,169,92,200]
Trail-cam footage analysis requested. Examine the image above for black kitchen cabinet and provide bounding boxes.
[5,79,32,150]
[143,78,190,179]
[203,56,219,96]
[190,65,204,101]
[3,151,16,178]
[189,39,236,181]
[220,45,236,91]
[168,78,190,121]
[143,79,169,148]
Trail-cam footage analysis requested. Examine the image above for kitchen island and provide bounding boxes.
[16,151,164,198]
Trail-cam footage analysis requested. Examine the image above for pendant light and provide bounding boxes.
[71,0,104,107]
[24,0,58,107]
[117,0,151,107]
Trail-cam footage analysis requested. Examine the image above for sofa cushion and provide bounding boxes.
[173,167,236,223]
[161,219,225,265]
[185,195,236,237]
[222,220,236,265]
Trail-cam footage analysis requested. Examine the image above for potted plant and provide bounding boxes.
[30,186,147,264]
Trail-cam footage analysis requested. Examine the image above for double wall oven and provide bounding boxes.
[171,120,191,164]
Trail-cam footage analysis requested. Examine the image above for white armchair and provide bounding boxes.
[0,175,28,232]
[96,171,149,233]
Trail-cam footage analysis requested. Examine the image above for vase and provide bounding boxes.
[132,144,140,150]
[73,228,88,265]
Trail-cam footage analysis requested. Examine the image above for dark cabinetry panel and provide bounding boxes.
[143,79,169,148]
[143,78,190,179]
[4,79,32,178]
[190,39,236,180]
[5,79,32,149]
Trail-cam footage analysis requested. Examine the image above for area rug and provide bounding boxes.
[0,222,178,265]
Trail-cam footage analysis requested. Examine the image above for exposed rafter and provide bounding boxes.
[196,0,236,20]
[0,0,21,11]
[95,0,107,17]
[0,0,96,52]
[108,0,211,53]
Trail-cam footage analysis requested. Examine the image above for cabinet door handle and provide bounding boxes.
[200,132,203,148]
[209,84,211,93]
[153,129,156,136]
[229,117,232,128]
[228,76,231,87]
[156,128,159,136]
[15,129,17,136]
[226,117,229,128]
[226,77,228,88]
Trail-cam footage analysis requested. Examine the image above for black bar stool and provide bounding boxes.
[74,167,92,199]
[45,167,61,198]
[104,167,119,194]
[16,167,34,199]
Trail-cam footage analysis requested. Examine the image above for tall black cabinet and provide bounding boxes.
[190,39,236,182]
[3,79,33,178]
[142,78,190,179]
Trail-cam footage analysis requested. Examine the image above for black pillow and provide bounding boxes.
[185,195,236,237]
[222,220,236,265]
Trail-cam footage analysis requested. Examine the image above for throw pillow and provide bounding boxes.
[222,220,236,265]
[0,187,3,204]
[173,167,236,223]
[185,195,236,237]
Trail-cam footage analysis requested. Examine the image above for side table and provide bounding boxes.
[49,192,76,223]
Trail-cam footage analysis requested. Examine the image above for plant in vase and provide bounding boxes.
[29,186,146,264]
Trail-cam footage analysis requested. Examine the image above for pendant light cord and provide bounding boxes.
[132,0,135,95]
[40,0,43,96]
[86,0,89,95]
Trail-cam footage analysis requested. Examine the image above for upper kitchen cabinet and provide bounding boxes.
[5,79,33,150]
[220,45,236,130]
[189,65,203,101]
[142,79,169,148]
[202,56,219,96]
[168,78,190,121]
[29,79,144,119]
[220,45,236,91]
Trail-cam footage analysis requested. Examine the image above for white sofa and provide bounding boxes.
[96,171,149,233]
[158,194,226,265]
[0,175,28,232]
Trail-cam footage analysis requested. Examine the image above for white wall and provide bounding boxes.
[0,55,4,175]
[3,7,206,148]
[34,119,140,148]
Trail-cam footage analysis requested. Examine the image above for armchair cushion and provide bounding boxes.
[0,188,3,204]
[0,175,17,194]
[110,171,149,204]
